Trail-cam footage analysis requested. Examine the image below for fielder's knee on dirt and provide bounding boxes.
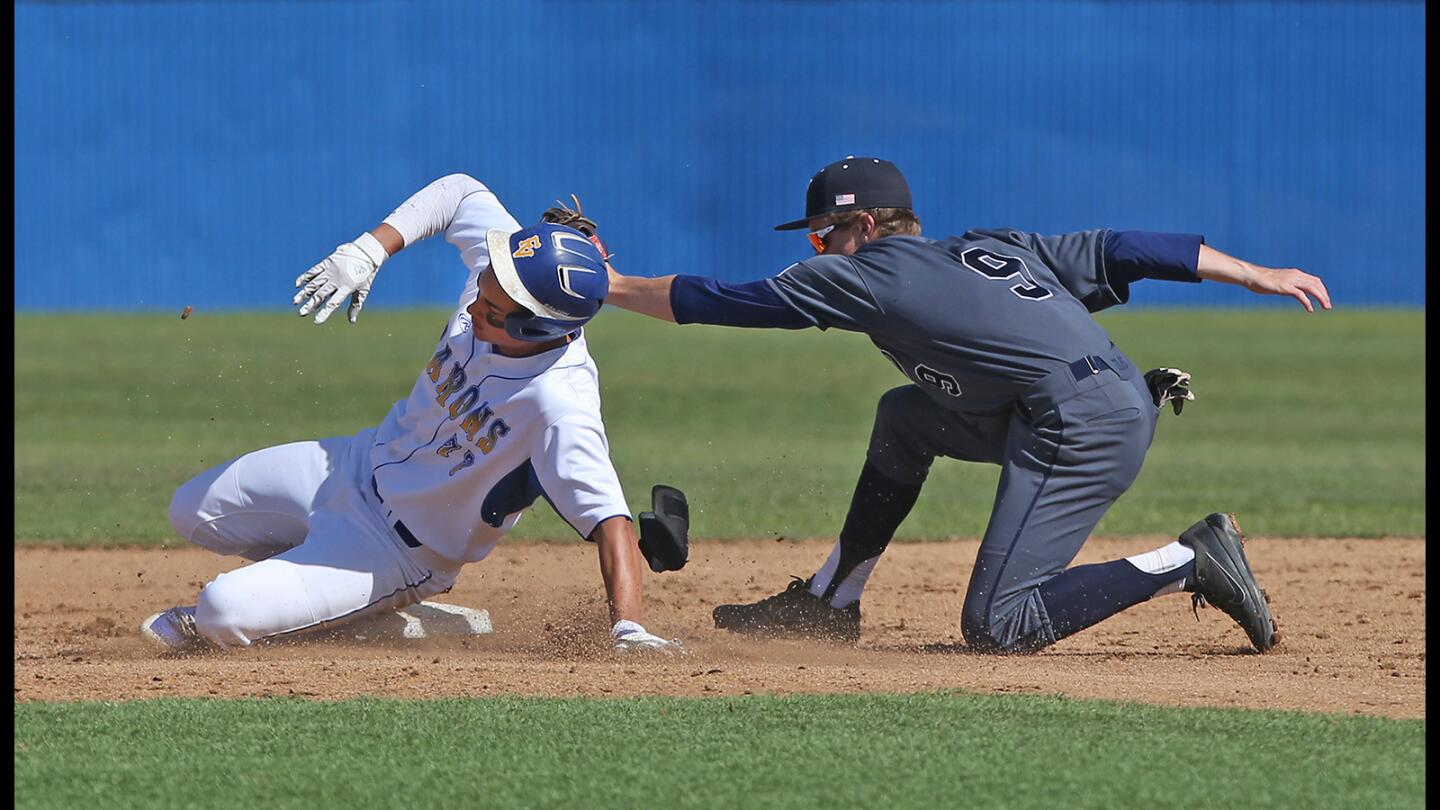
[960,605,1002,652]
[961,592,1053,654]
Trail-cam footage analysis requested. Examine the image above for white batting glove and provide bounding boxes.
[611,620,686,655]
[293,232,389,325]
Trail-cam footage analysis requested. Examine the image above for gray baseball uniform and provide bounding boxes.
[762,230,1159,649]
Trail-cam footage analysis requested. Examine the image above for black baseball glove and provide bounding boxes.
[540,194,611,261]
[638,485,689,572]
[1143,367,1195,415]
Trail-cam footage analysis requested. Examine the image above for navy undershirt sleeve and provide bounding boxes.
[1103,231,1205,286]
[668,276,812,328]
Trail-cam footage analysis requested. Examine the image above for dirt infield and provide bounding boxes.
[13,537,1425,718]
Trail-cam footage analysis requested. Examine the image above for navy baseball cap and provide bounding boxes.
[774,156,913,231]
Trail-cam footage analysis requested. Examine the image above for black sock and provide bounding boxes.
[1037,558,1195,642]
[821,461,924,602]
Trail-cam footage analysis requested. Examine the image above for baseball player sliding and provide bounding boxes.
[140,174,686,654]
[605,156,1331,654]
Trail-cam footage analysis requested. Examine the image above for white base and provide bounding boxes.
[345,601,493,641]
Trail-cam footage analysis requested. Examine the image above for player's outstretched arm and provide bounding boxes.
[1195,245,1332,312]
[607,265,815,329]
[295,174,518,325]
[605,265,679,322]
[293,225,401,325]
[592,516,685,653]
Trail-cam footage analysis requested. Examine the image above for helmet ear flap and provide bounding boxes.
[503,309,579,342]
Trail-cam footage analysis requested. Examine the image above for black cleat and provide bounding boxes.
[712,576,861,644]
[1179,513,1279,653]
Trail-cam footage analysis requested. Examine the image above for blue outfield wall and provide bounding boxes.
[14,1,1425,311]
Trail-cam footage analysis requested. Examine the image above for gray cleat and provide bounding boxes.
[1179,513,1279,652]
[139,605,206,652]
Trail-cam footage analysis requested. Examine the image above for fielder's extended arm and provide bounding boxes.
[1194,245,1332,312]
[605,269,680,322]
[607,268,813,329]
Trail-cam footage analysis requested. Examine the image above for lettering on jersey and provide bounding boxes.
[436,434,462,458]
[512,235,542,259]
[425,345,455,383]
[961,247,1053,301]
[435,363,467,406]
[915,364,963,397]
[477,419,512,454]
[449,449,476,477]
[460,402,496,443]
[448,384,481,420]
[450,400,514,455]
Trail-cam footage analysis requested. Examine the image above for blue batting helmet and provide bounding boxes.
[486,223,608,342]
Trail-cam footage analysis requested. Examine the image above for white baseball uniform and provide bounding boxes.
[167,175,632,647]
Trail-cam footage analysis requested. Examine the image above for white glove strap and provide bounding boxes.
[352,231,390,269]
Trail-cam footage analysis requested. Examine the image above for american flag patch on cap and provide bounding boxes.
[835,193,855,205]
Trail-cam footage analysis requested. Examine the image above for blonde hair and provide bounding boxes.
[835,207,922,238]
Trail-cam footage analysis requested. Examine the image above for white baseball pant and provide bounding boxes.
[166,428,463,647]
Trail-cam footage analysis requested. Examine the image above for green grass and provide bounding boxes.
[13,309,1424,543]
[13,694,1425,810]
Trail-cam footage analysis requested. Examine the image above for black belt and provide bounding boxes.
[371,475,424,548]
[1068,355,1114,381]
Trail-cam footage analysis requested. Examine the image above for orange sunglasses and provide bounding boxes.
[806,223,838,254]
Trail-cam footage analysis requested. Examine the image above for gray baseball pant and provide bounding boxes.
[866,348,1158,651]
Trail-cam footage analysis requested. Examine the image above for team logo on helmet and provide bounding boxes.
[512,235,542,259]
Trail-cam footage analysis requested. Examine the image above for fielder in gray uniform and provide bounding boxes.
[605,156,1330,654]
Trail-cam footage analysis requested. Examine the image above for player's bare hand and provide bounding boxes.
[293,233,389,325]
[611,619,687,655]
[1242,265,1332,312]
